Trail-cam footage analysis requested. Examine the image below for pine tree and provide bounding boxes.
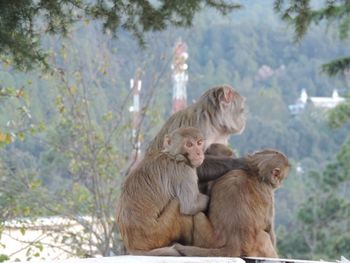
[0,0,240,70]
[274,0,350,76]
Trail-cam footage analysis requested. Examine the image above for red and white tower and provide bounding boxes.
[129,69,142,161]
[171,40,189,114]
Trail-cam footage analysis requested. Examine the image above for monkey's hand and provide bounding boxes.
[180,193,209,215]
[196,193,209,211]
[174,154,187,163]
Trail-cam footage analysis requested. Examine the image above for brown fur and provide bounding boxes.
[146,85,246,182]
[205,143,236,158]
[175,149,291,257]
[147,85,245,153]
[116,127,218,255]
[199,143,243,195]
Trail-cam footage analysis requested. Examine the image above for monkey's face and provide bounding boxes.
[269,167,288,188]
[183,137,205,168]
[258,168,286,189]
[163,127,205,167]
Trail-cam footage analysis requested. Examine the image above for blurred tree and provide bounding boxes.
[1,2,350,260]
[273,1,350,259]
[0,20,174,259]
[274,0,350,77]
[0,78,42,147]
[279,137,350,260]
[0,0,240,70]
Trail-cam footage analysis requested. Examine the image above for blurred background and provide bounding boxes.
[1,0,350,261]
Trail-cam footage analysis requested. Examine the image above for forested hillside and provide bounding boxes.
[1,0,350,261]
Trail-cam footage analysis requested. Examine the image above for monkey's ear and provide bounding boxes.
[271,168,281,178]
[163,134,172,149]
[221,86,234,103]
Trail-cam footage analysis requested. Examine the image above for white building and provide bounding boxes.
[288,89,345,115]
[309,89,345,108]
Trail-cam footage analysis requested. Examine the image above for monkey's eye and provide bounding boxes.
[197,140,203,146]
[186,141,193,148]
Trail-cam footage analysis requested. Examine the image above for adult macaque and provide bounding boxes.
[175,149,291,258]
[146,84,246,182]
[116,127,218,256]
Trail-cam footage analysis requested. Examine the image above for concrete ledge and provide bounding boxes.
[28,256,245,263]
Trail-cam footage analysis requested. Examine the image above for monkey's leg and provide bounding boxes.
[125,199,184,252]
[192,212,225,248]
[151,198,187,244]
[174,243,228,257]
[254,231,278,258]
[130,246,181,256]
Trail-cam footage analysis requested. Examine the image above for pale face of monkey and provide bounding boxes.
[182,137,205,168]
[163,127,205,167]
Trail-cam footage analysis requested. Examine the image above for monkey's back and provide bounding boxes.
[116,153,192,250]
[117,154,173,221]
[146,106,208,153]
[208,171,273,249]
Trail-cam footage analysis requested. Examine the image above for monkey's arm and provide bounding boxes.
[176,174,209,215]
[178,188,209,215]
[265,223,276,247]
[270,229,276,247]
[197,156,248,182]
[267,203,276,246]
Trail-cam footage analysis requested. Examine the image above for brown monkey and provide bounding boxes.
[205,143,236,158]
[146,84,246,182]
[175,149,291,258]
[116,127,218,256]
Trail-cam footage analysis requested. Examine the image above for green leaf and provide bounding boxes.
[38,122,46,131]
[321,57,350,77]
[20,227,26,236]
[18,132,25,141]
[0,254,10,262]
